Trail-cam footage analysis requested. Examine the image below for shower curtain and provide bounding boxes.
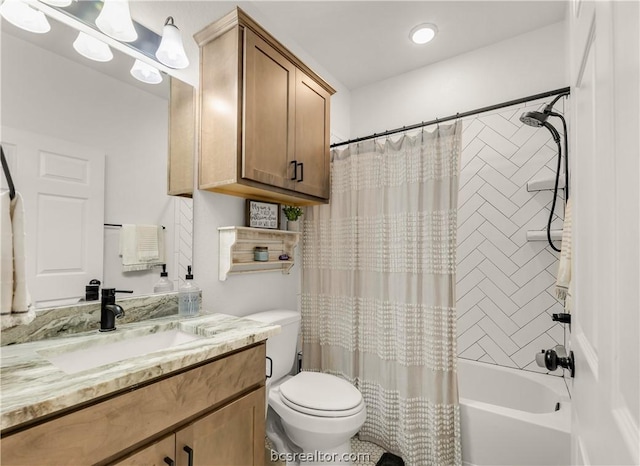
[302,122,462,466]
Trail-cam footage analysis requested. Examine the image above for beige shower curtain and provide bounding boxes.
[302,122,462,466]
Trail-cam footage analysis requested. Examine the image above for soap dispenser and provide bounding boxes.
[153,264,174,293]
[178,265,199,317]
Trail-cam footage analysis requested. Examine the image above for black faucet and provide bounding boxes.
[100,288,125,332]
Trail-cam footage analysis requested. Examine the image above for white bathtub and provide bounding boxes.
[458,359,571,466]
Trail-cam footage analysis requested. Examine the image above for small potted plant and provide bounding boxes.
[282,205,304,232]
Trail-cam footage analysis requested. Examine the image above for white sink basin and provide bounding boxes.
[40,329,203,374]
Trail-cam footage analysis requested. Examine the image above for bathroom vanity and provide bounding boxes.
[0,314,278,465]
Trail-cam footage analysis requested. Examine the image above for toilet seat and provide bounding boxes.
[278,372,365,418]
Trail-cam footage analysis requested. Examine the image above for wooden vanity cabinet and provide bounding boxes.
[0,344,266,466]
[195,8,334,205]
[116,388,264,466]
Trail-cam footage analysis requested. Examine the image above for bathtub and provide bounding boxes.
[458,359,571,466]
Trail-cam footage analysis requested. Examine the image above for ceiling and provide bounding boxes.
[131,1,567,90]
[3,1,567,94]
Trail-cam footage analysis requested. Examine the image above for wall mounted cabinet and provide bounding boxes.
[194,8,335,206]
[168,77,196,197]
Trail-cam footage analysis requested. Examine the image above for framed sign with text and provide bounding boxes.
[245,200,280,229]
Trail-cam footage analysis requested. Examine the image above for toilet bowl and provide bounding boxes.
[244,310,366,464]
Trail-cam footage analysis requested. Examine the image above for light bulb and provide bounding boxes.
[130,59,162,84]
[95,0,137,42]
[0,0,50,34]
[410,24,438,45]
[155,16,189,69]
[73,32,113,62]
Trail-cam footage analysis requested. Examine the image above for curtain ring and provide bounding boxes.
[436,117,440,129]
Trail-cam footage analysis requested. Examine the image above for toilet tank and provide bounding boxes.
[244,310,300,383]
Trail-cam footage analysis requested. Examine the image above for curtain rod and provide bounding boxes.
[330,86,571,149]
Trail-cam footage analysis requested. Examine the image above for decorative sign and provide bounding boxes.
[246,200,280,229]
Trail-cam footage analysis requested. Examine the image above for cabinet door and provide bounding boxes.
[168,77,195,197]
[114,434,176,466]
[293,69,331,199]
[244,28,295,191]
[175,387,265,466]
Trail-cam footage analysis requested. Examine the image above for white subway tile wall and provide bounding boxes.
[456,100,567,374]
[173,197,193,288]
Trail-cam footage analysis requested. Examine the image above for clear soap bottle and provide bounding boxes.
[178,265,199,317]
[153,264,174,293]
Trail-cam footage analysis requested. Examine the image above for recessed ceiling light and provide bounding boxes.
[410,23,438,45]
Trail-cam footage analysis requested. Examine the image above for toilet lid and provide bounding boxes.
[279,372,363,416]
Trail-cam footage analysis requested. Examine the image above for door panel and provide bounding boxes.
[176,388,265,466]
[569,1,639,464]
[294,70,331,199]
[243,28,295,190]
[1,127,105,308]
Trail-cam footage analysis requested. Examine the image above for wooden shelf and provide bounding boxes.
[218,226,300,281]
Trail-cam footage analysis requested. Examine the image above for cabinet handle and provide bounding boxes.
[290,160,298,180]
[266,356,273,379]
[297,162,304,182]
[163,457,175,466]
[183,445,194,466]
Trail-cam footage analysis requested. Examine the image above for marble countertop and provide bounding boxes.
[0,313,279,431]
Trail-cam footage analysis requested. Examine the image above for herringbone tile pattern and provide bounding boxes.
[173,197,193,288]
[456,102,566,374]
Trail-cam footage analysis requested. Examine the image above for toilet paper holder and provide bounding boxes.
[536,345,575,378]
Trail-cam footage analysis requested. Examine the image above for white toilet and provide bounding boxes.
[245,310,366,464]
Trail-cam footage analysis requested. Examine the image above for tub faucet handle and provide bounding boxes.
[536,345,575,378]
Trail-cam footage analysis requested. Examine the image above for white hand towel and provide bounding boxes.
[119,224,165,272]
[556,198,572,311]
[136,225,160,261]
[1,192,13,314]
[1,192,32,314]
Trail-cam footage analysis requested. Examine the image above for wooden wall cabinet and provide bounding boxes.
[168,77,196,197]
[194,8,335,205]
[1,344,266,466]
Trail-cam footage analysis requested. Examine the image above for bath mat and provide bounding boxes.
[376,452,405,466]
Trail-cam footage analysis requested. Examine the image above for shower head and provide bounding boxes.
[519,110,550,127]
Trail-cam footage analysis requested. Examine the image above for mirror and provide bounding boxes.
[1,12,193,308]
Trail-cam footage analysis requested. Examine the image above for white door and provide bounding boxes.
[569,1,639,464]
[1,127,105,308]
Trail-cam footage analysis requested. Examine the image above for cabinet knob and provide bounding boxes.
[290,160,298,180]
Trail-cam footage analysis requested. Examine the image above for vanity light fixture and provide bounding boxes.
[155,16,189,69]
[410,23,438,45]
[73,31,113,62]
[95,0,137,43]
[130,59,162,84]
[0,0,50,34]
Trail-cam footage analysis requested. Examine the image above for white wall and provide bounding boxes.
[349,21,568,138]
[1,32,177,297]
[192,5,352,318]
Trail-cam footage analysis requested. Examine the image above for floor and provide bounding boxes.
[266,436,385,465]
